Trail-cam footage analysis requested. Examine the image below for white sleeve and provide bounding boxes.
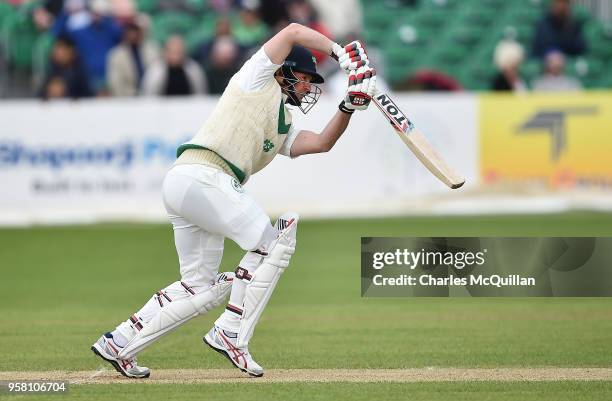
[279,124,300,158]
[235,47,283,92]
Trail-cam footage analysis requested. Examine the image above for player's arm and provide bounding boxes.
[264,23,332,65]
[289,66,378,157]
[264,23,368,70]
[289,111,352,156]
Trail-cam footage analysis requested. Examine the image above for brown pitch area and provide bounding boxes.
[1,368,612,384]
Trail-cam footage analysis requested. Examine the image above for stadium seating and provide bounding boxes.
[367,0,612,90]
[0,0,611,92]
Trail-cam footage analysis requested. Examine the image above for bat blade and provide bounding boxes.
[372,92,465,189]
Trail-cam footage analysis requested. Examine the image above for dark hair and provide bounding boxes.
[124,22,142,33]
[55,35,75,48]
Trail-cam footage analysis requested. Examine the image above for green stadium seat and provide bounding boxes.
[599,74,612,89]
[414,8,447,29]
[185,0,208,14]
[385,43,415,65]
[571,57,604,80]
[572,3,592,23]
[475,0,508,10]
[136,0,156,13]
[459,62,497,90]
[449,26,485,47]
[457,6,498,27]
[364,26,389,46]
[231,16,268,47]
[419,0,460,12]
[505,5,541,26]
[151,12,198,43]
[586,22,612,61]
[505,23,534,44]
[0,2,14,25]
[185,28,210,55]
[521,59,542,82]
[386,64,409,84]
[362,0,609,90]
[590,38,612,60]
[430,44,468,65]
[385,39,437,83]
[392,22,433,46]
[184,15,217,54]
[366,8,396,30]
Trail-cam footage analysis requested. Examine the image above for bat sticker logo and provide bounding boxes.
[375,93,413,133]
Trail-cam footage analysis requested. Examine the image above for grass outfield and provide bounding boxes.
[3,382,612,401]
[1,213,611,400]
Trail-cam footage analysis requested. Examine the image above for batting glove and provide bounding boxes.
[339,66,377,113]
[331,40,369,73]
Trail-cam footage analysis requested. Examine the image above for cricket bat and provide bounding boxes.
[371,92,465,189]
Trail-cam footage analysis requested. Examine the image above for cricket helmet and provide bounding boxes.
[281,45,324,84]
[279,45,323,113]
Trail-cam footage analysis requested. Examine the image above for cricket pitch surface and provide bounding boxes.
[2,368,612,384]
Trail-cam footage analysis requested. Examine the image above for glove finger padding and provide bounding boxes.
[343,41,367,56]
[344,66,376,111]
[363,68,377,97]
[339,49,368,65]
[332,41,369,72]
[348,70,357,92]
[355,65,369,92]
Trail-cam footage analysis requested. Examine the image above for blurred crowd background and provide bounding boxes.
[0,0,611,100]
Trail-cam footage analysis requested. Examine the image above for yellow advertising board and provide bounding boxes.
[480,92,612,188]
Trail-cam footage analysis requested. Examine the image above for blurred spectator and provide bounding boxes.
[42,76,69,99]
[531,0,587,58]
[109,0,138,24]
[203,36,241,94]
[142,35,207,96]
[287,0,333,64]
[53,0,122,95]
[50,0,87,33]
[107,21,160,96]
[532,50,582,91]
[232,4,269,52]
[39,36,92,99]
[491,40,527,92]
[258,0,291,32]
[193,17,242,67]
[309,0,362,43]
[33,0,65,31]
[43,0,66,16]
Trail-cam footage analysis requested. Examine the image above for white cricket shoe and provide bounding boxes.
[91,332,150,379]
[203,325,264,377]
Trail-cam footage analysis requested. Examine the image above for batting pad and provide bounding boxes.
[237,214,298,347]
[118,278,233,359]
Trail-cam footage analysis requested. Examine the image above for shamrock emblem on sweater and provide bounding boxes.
[263,139,275,152]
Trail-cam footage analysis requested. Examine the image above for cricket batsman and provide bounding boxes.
[91,22,377,378]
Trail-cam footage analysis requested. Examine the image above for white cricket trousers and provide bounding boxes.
[162,164,274,287]
[114,164,277,344]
